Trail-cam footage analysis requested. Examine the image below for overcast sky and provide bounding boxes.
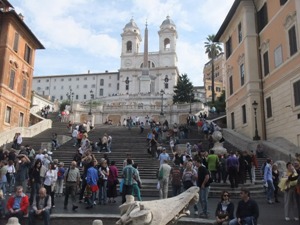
[10,0,234,86]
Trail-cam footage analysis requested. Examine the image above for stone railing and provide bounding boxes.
[0,109,52,148]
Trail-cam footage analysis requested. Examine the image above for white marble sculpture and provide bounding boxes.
[211,131,227,155]
[116,186,199,225]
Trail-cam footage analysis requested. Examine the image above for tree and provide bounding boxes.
[173,74,194,104]
[204,34,222,104]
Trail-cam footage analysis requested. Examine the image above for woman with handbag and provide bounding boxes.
[214,191,234,225]
[107,161,118,203]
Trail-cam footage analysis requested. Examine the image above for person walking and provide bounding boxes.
[63,161,80,211]
[226,151,239,189]
[85,160,99,209]
[197,158,211,219]
[43,163,57,208]
[263,158,274,204]
[122,159,137,204]
[107,161,118,203]
[158,159,171,199]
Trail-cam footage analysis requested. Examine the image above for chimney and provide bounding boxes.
[18,13,24,20]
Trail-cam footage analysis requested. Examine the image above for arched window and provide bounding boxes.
[164,75,169,89]
[140,61,156,68]
[125,77,129,90]
[126,41,132,52]
[164,38,170,49]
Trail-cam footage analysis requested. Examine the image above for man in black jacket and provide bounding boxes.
[229,188,259,225]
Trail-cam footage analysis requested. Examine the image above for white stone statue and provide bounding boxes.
[116,186,199,225]
[211,131,227,155]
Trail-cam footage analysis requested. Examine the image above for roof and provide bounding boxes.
[0,9,44,49]
[160,16,176,28]
[124,19,140,31]
[214,0,242,42]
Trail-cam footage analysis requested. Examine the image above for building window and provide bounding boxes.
[84,77,87,80]
[226,37,232,59]
[37,87,41,91]
[242,105,247,124]
[231,112,235,129]
[76,85,79,88]
[19,112,24,127]
[53,86,56,90]
[13,32,19,52]
[22,79,27,97]
[216,87,221,92]
[61,86,64,90]
[125,77,129,91]
[45,86,49,90]
[24,44,32,64]
[164,38,171,49]
[108,83,111,87]
[91,84,96,88]
[83,85,88,88]
[109,76,111,79]
[93,77,95,80]
[288,25,298,56]
[126,41,132,52]
[280,0,288,6]
[293,80,300,107]
[229,76,233,95]
[46,79,49,82]
[76,78,79,81]
[240,63,245,86]
[117,83,119,90]
[83,94,86,100]
[257,3,268,33]
[266,97,272,118]
[5,106,12,124]
[38,80,41,83]
[100,79,104,86]
[263,51,269,76]
[61,78,64,81]
[68,78,72,81]
[208,86,212,91]
[9,70,15,90]
[76,95,78,100]
[274,45,283,68]
[60,96,63,100]
[164,75,169,89]
[238,22,242,43]
[100,89,104,96]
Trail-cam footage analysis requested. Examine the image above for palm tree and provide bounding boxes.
[204,34,222,104]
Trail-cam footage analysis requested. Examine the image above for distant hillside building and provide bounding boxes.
[203,53,225,102]
[214,0,300,146]
[0,0,44,132]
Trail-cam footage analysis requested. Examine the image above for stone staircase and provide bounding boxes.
[19,112,266,198]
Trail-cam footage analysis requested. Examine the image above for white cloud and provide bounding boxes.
[10,0,235,85]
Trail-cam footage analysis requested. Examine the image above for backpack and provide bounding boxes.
[182,171,194,189]
[171,168,182,186]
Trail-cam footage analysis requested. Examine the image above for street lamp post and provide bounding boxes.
[160,89,165,116]
[189,94,192,114]
[252,100,261,140]
[70,92,74,113]
[88,90,94,115]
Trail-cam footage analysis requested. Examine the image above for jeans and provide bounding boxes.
[98,180,107,204]
[29,182,41,205]
[229,216,256,225]
[200,186,209,215]
[172,185,181,197]
[28,209,51,225]
[266,180,274,201]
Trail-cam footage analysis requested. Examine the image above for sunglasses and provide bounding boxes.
[223,194,229,197]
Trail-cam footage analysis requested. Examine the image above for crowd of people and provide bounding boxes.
[1,114,300,225]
